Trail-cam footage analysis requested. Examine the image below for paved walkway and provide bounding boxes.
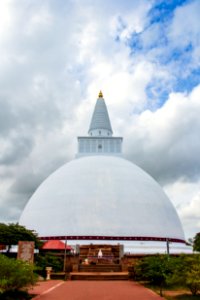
[30,280,163,300]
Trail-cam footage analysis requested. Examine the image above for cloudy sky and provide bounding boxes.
[0,0,200,240]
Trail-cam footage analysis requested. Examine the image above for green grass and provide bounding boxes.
[141,283,200,299]
[165,294,200,300]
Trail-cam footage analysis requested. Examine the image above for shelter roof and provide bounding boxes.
[41,240,72,250]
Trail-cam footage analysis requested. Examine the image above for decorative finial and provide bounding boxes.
[98,90,103,98]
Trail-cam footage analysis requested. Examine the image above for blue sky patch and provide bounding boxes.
[175,69,200,93]
[148,0,190,24]
[146,81,171,109]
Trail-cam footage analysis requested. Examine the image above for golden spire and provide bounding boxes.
[98,90,103,98]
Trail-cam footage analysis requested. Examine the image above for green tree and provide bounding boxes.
[169,254,200,296]
[0,223,40,252]
[35,253,63,277]
[0,254,37,294]
[135,255,174,297]
[193,232,200,252]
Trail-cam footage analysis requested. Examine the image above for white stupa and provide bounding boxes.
[19,91,191,254]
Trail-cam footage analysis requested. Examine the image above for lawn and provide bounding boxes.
[145,284,200,299]
[164,293,200,300]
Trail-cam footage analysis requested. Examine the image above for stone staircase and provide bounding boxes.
[70,272,129,280]
[79,263,122,273]
[70,264,129,280]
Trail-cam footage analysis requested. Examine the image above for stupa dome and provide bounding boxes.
[19,155,184,242]
[19,92,189,253]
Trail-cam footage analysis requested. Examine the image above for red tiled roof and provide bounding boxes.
[41,240,72,250]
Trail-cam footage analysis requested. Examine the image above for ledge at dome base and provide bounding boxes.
[39,235,186,244]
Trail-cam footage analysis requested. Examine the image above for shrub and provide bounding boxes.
[135,255,176,296]
[169,254,200,296]
[0,254,37,294]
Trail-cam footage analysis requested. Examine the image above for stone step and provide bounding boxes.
[79,264,122,273]
[70,272,129,281]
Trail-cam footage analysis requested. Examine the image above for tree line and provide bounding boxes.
[134,253,200,296]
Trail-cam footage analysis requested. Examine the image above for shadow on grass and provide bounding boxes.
[0,290,34,300]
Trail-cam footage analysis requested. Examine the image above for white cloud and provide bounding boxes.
[164,179,200,238]
[181,192,200,238]
[168,0,200,49]
[0,0,13,39]
[168,0,200,68]
[110,5,150,42]
[125,85,200,184]
[180,192,200,219]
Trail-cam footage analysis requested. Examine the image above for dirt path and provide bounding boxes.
[31,280,163,300]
